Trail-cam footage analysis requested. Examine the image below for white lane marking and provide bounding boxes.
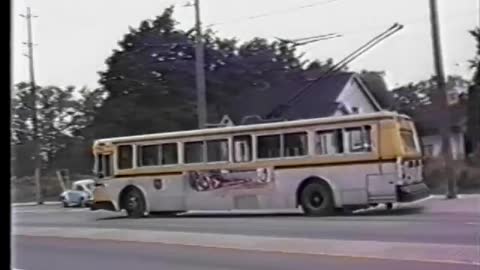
[13,268,26,270]
[466,222,480,226]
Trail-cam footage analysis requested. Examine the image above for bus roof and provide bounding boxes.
[94,111,411,145]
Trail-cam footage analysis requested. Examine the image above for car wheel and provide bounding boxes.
[79,197,85,208]
[386,203,393,210]
[63,201,68,208]
[123,188,146,218]
[299,182,334,216]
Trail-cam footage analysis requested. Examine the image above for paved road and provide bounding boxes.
[12,236,477,270]
[12,197,480,246]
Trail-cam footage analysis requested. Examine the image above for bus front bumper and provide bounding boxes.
[396,182,430,202]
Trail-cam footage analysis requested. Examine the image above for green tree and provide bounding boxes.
[92,7,309,138]
[467,28,480,156]
[392,76,469,116]
[11,83,105,176]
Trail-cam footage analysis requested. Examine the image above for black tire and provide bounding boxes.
[299,182,334,216]
[123,188,146,218]
[78,197,85,208]
[62,201,68,208]
[385,203,393,210]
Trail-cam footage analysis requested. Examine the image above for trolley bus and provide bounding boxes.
[90,111,429,217]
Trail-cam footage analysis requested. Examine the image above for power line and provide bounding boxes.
[207,0,342,27]
[272,10,476,45]
[266,23,404,119]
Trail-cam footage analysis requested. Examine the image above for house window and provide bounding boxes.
[422,144,434,157]
[284,132,308,157]
[118,145,133,169]
[346,126,372,153]
[351,107,360,114]
[316,129,344,155]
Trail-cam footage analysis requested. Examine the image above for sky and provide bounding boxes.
[12,0,479,90]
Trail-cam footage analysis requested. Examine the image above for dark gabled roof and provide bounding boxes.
[225,72,356,124]
[281,72,354,119]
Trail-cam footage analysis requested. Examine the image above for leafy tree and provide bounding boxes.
[11,82,105,176]
[391,76,469,116]
[92,7,310,138]
[467,28,480,156]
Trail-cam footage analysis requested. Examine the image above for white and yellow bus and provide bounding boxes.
[90,111,429,218]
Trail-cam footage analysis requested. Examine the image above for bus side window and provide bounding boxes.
[184,141,204,164]
[316,129,344,155]
[104,155,112,177]
[257,135,281,159]
[284,132,308,157]
[346,126,372,153]
[207,139,228,162]
[96,154,103,175]
[233,135,252,162]
[161,143,178,165]
[118,145,133,169]
[137,144,160,167]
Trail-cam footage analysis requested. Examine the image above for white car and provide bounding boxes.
[59,179,95,207]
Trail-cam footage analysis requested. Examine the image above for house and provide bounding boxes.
[413,97,470,160]
[214,72,382,125]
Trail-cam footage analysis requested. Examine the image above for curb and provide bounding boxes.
[12,226,480,266]
[11,201,61,207]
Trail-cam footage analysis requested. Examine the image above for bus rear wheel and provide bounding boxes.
[299,182,334,216]
[122,188,146,218]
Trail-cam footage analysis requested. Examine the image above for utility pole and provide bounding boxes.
[20,7,43,204]
[428,0,456,199]
[194,0,207,128]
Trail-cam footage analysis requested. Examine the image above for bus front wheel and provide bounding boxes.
[122,188,146,218]
[299,182,334,216]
